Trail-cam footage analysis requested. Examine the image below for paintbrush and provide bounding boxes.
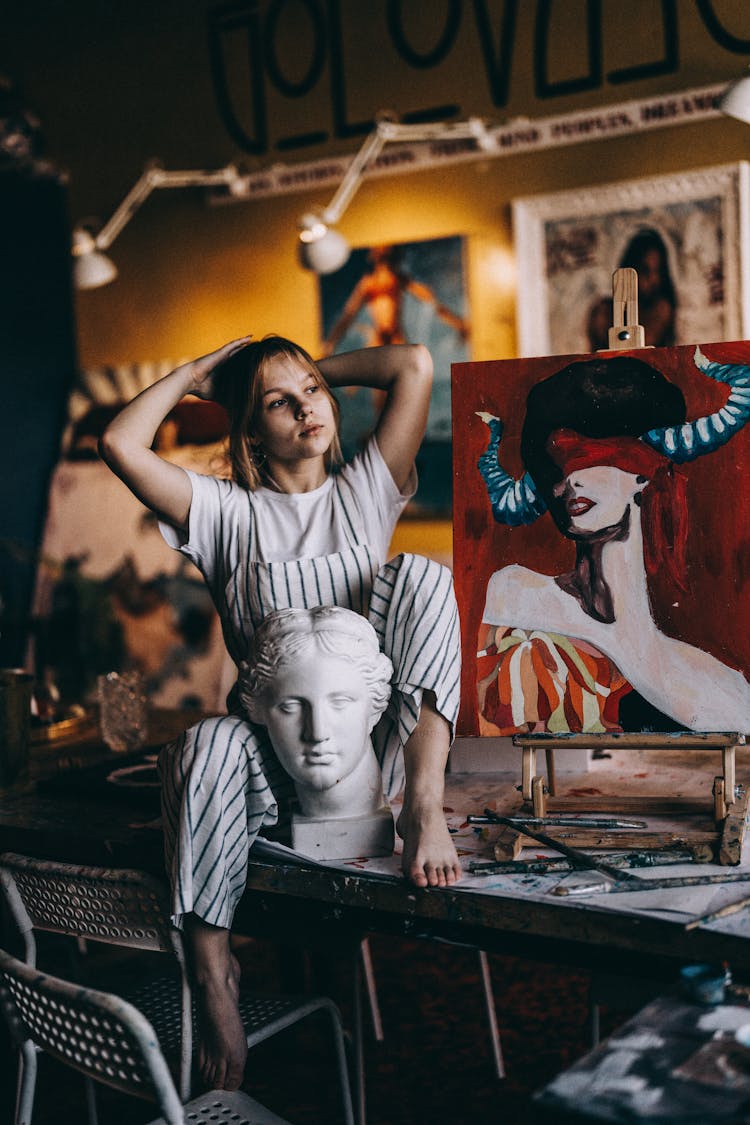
[684,892,750,931]
[469,849,701,877]
[467,814,648,829]
[553,871,750,897]
[479,810,640,884]
[469,857,573,875]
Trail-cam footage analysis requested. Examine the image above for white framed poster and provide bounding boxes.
[513,162,750,358]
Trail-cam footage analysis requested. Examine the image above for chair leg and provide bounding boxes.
[478,951,505,1079]
[351,955,367,1125]
[324,1004,356,1125]
[84,1075,100,1125]
[359,939,383,1042]
[178,972,193,1101]
[15,1041,36,1125]
[590,999,601,1048]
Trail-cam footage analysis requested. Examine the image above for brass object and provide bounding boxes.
[30,706,95,746]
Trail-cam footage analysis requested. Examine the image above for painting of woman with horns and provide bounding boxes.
[452,342,750,737]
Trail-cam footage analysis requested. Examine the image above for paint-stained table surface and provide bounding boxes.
[3,714,750,977]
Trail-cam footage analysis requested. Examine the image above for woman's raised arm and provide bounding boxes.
[317,343,433,492]
[99,337,251,529]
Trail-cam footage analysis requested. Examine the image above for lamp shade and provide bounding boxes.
[71,227,118,289]
[720,73,750,125]
[297,221,350,274]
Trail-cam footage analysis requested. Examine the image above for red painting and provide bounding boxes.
[452,341,750,737]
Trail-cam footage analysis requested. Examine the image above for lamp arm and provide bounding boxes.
[320,128,388,226]
[318,115,491,228]
[378,116,489,144]
[93,166,163,250]
[94,162,242,250]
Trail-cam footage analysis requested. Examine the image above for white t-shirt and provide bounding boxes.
[159,436,415,666]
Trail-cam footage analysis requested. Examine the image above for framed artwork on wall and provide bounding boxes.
[452,340,750,739]
[320,234,470,516]
[513,163,750,358]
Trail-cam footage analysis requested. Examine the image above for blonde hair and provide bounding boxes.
[213,335,343,490]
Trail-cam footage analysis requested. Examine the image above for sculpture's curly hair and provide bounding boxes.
[239,606,393,724]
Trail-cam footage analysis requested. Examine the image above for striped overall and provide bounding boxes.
[159,546,461,928]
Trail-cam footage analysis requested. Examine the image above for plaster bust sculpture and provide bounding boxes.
[239,605,395,860]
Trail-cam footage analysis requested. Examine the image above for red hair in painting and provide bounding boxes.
[547,429,689,591]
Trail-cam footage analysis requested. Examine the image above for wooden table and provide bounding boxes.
[3,713,750,982]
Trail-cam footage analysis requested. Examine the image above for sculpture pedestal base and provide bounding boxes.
[292,806,394,861]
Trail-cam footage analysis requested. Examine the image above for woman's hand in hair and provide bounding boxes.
[188,336,253,400]
[99,335,250,530]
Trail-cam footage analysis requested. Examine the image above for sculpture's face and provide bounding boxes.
[260,653,372,792]
[551,464,645,535]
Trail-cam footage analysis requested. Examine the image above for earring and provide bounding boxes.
[250,442,266,465]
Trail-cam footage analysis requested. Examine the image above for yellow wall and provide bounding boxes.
[4,2,749,369]
[390,518,454,568]
[4,3,750,572]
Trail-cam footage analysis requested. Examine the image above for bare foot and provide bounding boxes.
[189,932,248,1090]
[397,800,463,888]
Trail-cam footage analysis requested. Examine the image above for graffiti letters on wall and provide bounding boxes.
[207,0,750,156]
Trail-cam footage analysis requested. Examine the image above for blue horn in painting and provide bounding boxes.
[642,346,750,462]
[476,347,750,528]
[475,412,547,526]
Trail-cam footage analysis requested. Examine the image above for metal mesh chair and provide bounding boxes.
[0,945,294,1125]
[0,852,354,1124]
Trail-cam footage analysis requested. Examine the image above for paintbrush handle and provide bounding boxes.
[469,859,572,876]
[555,871,750,897]
[506,816,648,829]
[467,814,647,829]
[485,811,639,882]
[685,893,750,931]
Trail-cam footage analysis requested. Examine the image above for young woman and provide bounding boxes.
[476,348,750,735]
[99,334,462,1089]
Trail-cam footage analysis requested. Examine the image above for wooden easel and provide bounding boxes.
[605,266,645,350]
[496,269,749,867]
[508,732,748,867]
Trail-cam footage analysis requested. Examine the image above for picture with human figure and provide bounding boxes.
[513,164,749,358]
[452,340,750,737]
[320,235,469,515]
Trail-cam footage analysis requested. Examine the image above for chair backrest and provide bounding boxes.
[0,852,183,962]
[0,851,195,1103]
[0,945,186,1124]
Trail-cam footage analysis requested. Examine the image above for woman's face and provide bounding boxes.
[637,248,665,300]
[251,353,336,469]
[259,653,373,793]
[552,465,645,535]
